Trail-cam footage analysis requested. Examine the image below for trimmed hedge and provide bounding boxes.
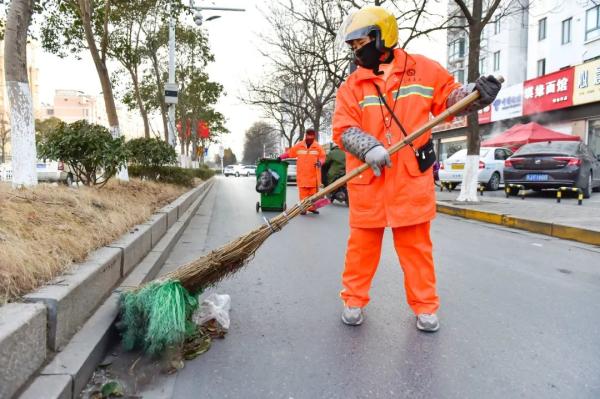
[125,138,177,167]
[128,165,195,187]
[191,165,216,180]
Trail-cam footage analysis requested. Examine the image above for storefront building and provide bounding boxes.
[433,58,600,160]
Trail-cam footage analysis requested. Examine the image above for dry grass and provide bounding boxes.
[0,179,189,304]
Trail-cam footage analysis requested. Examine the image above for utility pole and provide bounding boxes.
[167,3,177,148]
[165,1,245,150]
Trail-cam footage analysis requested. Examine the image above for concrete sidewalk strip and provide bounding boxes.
[436,198,600,246]
[17,179,214,399]
[24,247,122,351]
[0,303,47,399]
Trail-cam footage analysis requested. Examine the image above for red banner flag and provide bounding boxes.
[198,120,210,139]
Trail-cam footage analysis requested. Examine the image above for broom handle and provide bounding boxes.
[302,89,483,204]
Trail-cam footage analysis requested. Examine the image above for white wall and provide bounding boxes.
[527,0,600,79]
[483,3,529,86]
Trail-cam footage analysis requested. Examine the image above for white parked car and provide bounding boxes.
[223,164,245,177]
[37,160,74,185]
[241,165,257,176]
[438,147,513,191]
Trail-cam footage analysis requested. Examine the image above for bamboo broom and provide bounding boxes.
[119,85,493,354]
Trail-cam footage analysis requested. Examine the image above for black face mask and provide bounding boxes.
[354,41,382,70]
[354,41,394,74]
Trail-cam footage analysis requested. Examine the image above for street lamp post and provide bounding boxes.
[165,1,246,150]
[167,2,177,148]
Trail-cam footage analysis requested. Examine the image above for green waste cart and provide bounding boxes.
[255,158,288,212]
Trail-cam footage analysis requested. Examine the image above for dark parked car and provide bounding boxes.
[503,140,600,198]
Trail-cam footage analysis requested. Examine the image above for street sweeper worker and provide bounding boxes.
[279,128,326,214]
[332,6,501,331]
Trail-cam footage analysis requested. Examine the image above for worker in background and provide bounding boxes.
[279,128,326,215]
[333,6,501,331]
[322,144,346,186]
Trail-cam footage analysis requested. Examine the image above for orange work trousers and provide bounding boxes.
[340,221,439,314]
[298,187,318,211]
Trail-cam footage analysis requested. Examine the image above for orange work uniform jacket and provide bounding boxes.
[332,49,460,228]
[286,140,326,188]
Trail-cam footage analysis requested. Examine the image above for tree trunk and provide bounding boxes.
[4,0,37,187]
[77,0,128,180]
[128,67,150,138]
[457,5,483,202]
[150,52,169,142]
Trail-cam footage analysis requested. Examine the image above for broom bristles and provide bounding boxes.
[119,198,311,353]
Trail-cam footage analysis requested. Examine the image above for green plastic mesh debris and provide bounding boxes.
[119,280,198,355]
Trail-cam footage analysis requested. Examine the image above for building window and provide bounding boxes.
[453,69,465,84]
[562,18,572,44]
[586,5,600,41]
[493,51,500,71]
[538,17,547,41]
[493,16,501,35]
[448,38,466,60]
[537,59,546,77]
[479,57,486,75]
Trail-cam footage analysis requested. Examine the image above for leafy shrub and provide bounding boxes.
[128,165,195,187]
[37,120,128,187]
[191,164,216,180]
[125,138,177,167]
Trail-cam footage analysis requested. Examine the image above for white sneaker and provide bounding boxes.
[341,306,364,326]
[416,313,440,332]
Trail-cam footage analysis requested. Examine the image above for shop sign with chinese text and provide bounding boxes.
[491,83,523,122]
[523,67,574,115]
[573,58,600,106]
[478,105,492,124]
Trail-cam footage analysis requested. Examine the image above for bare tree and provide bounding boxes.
[242,121,279,164]
[453,0,524,201]
[245,72,311,149]
[4,0,37,187]
[248,0,467,147]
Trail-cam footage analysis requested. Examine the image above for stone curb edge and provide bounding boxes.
[0,178,214,399]
[436,202,600,246]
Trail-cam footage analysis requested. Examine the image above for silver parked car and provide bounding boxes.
[37,160,74,185]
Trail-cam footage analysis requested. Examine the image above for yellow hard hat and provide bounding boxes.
[343,6,398,51]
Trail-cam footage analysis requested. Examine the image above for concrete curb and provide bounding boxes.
[0,178,214,399]
[18,179,214,399]
[436,202,600,246]
[0,303,47,399]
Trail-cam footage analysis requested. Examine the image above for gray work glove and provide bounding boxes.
[364,145,391,177]
[474,75,502,108]
[447,75,502,115]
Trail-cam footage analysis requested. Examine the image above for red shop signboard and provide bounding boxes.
[478,105,492,124]
[523,67,574,116]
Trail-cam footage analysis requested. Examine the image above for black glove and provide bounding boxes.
[474,75,502,107]
[315,160,322,168]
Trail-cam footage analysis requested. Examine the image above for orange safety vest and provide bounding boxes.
[286,140,326,188]
[332,49,461,228]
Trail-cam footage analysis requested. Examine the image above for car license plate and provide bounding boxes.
[451,163,464,170]
[526,174,548,181]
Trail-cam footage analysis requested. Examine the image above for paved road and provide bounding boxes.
[139,176,600,398]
